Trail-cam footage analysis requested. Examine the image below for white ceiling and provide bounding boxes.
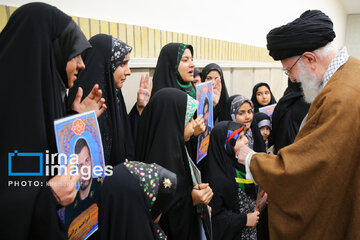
[340,0,360,14]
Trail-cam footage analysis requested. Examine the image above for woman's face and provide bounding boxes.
[113,53,131,89]
[193,74,202,86]
[66,55,85,88]
[235,131,249,149]
[235,102,253,129]
[205,70,222,106]
[256,85,271,106]
[178,48,194,82]
[184,117,195,141]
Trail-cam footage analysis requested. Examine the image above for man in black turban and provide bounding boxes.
[236,9,360,240]
[267,10,335,61]
[266,10,339,103]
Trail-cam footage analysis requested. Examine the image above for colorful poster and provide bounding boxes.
[259,103,277,122]
[196,81,213,163]
[54,111,105,240]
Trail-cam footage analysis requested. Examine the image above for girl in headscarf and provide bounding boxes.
[202,121,260,239]
[135,88,213,240]
[0,3,105,239]
[229,96,269,240]
[254,112,272,151]
[68,34,136,166]
[230,95,266,153]
[201,63,229,123]
[230,95,269,240]
[250,82,277,113]
[99,161,177,240]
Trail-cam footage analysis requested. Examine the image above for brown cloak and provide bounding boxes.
[250,57,360,239]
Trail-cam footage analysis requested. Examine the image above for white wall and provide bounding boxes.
[345,14,360,59]
[1,0,348,48]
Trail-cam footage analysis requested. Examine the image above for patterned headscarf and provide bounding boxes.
[110,37,132,73]
[230,95,254,149]
[125,161,160,208]
[124,161,177,240]
[230,95,254,122]
[185,95,199,125]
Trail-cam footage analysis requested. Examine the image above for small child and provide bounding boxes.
[254,112,272,153]
[250,82,277,113]
[203,121,260,240]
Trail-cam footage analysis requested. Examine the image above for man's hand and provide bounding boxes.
[234,144,254,165]
[48,162,81,207]
[136,73,152,115]
[72,84,107,118]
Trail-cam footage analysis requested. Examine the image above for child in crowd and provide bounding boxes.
[254,112,272,152]
[229,95,269,239]
[203,121,259,239]
[229,95,266,153]
[251,82,277,113]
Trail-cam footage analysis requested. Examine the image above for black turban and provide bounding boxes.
[266,10,336,60]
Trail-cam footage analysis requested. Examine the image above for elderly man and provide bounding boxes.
[236,10,360,240]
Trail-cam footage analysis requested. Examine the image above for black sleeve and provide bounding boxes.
[185,136,198,164]
[0,184,67,240]
[128,103,140,143]
[159,185,200,240]
[210,193,247,239]
[29,186,67,240]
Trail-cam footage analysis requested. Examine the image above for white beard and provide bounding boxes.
[295,63,322,103]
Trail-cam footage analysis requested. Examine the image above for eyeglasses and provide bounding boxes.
[283,55,302,76]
